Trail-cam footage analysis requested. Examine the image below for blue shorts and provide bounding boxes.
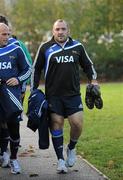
[48,95,83,118]
[0,104,6,122]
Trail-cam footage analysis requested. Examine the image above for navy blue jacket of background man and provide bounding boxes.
[0,43,31,119]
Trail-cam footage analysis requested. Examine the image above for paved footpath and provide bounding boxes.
[0,115,109,180]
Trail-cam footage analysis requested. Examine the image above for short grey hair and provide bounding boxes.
[53,19,69,29]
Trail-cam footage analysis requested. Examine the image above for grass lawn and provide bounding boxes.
[24,83,123,180]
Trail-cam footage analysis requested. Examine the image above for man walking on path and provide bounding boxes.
[0,23,31,174]
[0,14,32,170]
[32,19,98,173]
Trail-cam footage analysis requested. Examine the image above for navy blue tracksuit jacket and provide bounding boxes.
[0,43,31,119]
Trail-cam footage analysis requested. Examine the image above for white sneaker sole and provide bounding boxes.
[11,170,21,174]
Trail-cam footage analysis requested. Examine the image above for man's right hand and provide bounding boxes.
[6,77,19,86]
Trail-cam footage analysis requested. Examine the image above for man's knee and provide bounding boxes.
[50,113,64,130]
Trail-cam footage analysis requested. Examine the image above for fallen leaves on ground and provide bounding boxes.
[29,173,39,177]
[19,145,37,157]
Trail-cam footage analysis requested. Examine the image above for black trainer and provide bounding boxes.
[91,85,103,109]
[94,96,103,109]
[85,84,95,109]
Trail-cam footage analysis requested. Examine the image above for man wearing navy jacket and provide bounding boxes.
[32,19,98,173]
[0,23,31,174]
[0,14,32,171]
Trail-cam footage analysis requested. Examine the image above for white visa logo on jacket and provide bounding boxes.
[55,55,74,63]
[0,62,12,69]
